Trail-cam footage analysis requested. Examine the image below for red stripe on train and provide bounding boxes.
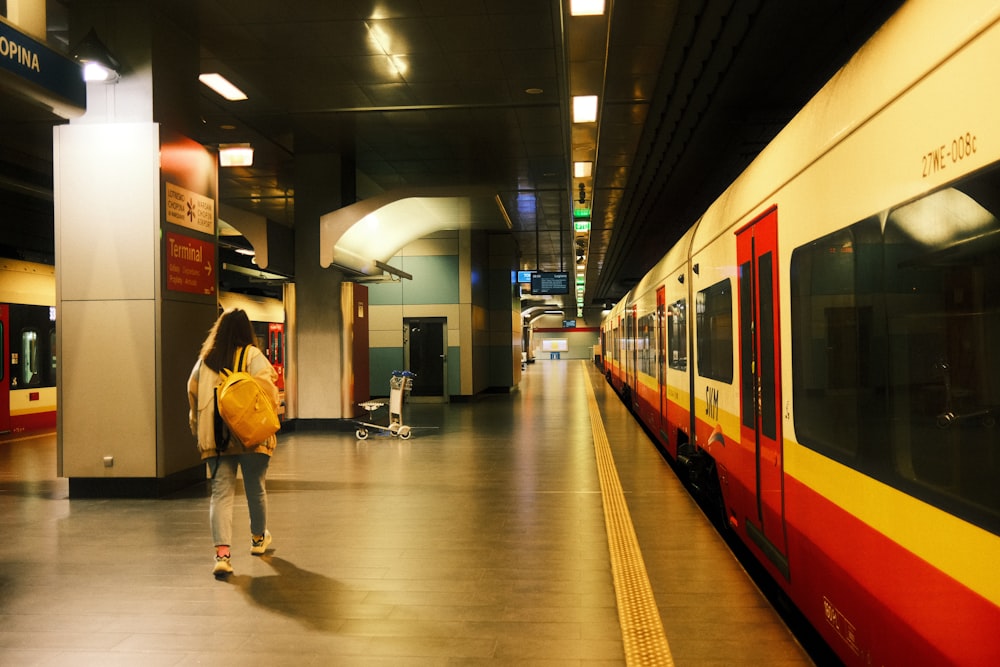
[786,475,1000,665]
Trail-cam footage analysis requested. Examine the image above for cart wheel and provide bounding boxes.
[355,428,369,440]
[398,426,412,440]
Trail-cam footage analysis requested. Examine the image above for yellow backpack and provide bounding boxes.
[216,346,280,447]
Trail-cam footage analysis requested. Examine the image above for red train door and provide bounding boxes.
[657,286,667,433]
[267,322,285,390]
[0,304,9,432]
[736,207,788,578]
[625,304,637,406]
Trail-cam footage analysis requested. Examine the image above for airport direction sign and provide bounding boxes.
[166,232,215,295]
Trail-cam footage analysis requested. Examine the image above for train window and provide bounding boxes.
[50,327,57,378]
[21,329,39,386]
[625,310,636,376]
[739,262,754,428]
[791,219,882,460]
[696,279,733,383]
[637,312,655,377]
[758,253,778,440]
[884,180,1000,532]
[610,323,617,364]
[791,167,1000,535]
[668,299,687,371]
[615,322,621,364]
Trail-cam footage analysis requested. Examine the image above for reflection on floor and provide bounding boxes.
[0,361,811,665]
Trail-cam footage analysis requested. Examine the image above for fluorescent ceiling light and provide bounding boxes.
[570,0,605,15]
[199,73,248,101]
[574,161,593,178]
[219,143,254,167]
[573,95,598,123]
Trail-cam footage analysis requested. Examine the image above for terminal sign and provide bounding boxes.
[166,232,215,295]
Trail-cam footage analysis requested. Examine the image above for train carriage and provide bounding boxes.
[0,268,286,435]
[0,259,56,433]
[601,2,1000,664]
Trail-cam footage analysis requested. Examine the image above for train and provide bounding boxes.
[219,290,286,392]
[0,260,285,434]
[0,259,56,433]
[600,2,1000,665]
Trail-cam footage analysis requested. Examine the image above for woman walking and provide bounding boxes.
[187,308,280,578]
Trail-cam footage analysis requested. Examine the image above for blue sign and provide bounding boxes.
[0,18,86,116]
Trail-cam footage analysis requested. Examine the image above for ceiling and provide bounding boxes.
[0,0,903,313]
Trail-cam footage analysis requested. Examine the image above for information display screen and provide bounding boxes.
[530,271,569,295]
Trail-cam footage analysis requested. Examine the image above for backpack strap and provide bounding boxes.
[234,345,248,373]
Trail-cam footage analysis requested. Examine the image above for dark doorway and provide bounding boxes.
[404,318,447,399]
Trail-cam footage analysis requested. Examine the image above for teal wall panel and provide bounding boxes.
[402,255,459,304]
[370,346,405,397]
[368,255,459,306]
[368,279,402,306]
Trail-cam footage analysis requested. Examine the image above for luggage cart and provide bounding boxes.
[353,370,417,440]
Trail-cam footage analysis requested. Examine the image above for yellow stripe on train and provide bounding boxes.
[785,443,1000,606]
[10,387,57,415]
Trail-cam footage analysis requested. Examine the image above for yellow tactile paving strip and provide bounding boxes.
[583,364,675,666]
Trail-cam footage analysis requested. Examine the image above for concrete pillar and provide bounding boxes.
[55,1,212,496]
[5,0,46,40]
[288,152,355,421]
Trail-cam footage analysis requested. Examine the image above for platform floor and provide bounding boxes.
[0,360,813,665]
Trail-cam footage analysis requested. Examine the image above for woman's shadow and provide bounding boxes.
[225,555,353,632]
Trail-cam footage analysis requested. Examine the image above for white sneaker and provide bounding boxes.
[250,530,272,555]
[213,554,233,577]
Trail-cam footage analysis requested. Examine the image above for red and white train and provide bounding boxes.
[0,259,56,433]
[0,260,285,435]
[601,2,1000,664]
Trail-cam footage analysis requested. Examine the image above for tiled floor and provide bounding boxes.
[0,360,813,665]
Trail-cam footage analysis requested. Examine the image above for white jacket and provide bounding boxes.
[187,345,280,459]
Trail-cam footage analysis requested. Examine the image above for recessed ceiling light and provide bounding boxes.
[525,87,544,95]
[219,143,254,167]
[573,95,598,123]
[570,0,605,16]
[199,73,248,101]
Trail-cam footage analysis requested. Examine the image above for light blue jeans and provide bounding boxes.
[209,453,270,547]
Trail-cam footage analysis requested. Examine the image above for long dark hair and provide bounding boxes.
[200,308,258,372]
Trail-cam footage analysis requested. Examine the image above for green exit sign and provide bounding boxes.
[574,220,591,233]
[573,208,591,219]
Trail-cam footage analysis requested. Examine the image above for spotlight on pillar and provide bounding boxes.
[219,143,254,167]
[71,28,121,83]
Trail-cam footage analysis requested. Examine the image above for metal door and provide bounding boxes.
[404,318,446,399]
[736,207,788,576]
